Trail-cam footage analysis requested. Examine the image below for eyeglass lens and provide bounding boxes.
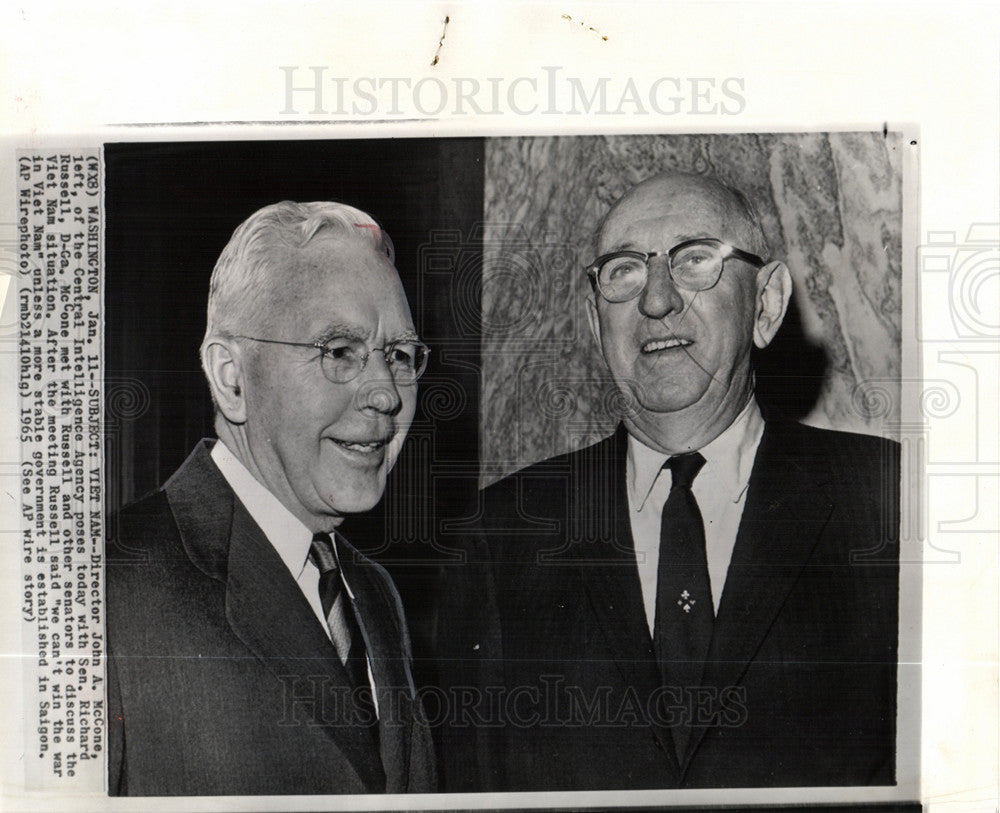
[319,338,427,384]
[598,243,725,300]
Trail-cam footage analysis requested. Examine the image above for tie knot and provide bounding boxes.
[309,532,339,575]
[666,451,705,490]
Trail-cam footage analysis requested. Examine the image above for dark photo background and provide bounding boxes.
[104,138,484,675]
[104,134,905,790]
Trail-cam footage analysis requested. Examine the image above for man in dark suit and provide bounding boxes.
[440,172,899,790]
[107,201,436,795]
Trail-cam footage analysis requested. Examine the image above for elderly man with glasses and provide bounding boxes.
[445,172,900,791]
[107,201,435,796]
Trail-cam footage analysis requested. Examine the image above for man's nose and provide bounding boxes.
[638,257,685,319]
[354,358,403,416]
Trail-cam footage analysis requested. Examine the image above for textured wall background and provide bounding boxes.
[480,133,902,485]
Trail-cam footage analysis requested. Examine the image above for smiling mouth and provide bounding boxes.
[329,437,390,454]
[641,337,693,353]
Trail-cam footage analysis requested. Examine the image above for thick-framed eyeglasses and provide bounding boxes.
[234,334,430,385]
[586,238,765,303]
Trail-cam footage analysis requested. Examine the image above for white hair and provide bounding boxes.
[203,200,395,342]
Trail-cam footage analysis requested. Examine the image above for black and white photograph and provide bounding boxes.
[101,133,913,798]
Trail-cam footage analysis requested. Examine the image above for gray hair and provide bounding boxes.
[203,200,394,342]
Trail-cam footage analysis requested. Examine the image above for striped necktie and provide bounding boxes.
[308,532,372,697]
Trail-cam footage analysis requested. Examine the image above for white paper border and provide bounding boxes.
[2,2,997,811]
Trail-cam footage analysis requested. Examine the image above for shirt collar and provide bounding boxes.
[627,398,764,511]
[210,439,316,581]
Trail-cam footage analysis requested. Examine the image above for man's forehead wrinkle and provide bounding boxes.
[600,183,761,260]
[315,322,367,342]
[601,202,725,250]
[313,320,419,345]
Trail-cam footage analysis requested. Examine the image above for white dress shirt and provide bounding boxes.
[210,440,377,706]
[627,399,765,634]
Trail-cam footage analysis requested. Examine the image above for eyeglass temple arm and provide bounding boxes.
[726,245,766,267]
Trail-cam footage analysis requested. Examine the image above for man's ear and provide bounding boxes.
[202,336,248,424]
[585,294,603,349]
[753,261,793,349]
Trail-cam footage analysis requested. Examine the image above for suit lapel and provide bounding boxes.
[224,508,385,791]
[164,440,234,581]
[338,541,414,794]
[166,441,386,792]
[573,429,682,774]
[685,423,835,765]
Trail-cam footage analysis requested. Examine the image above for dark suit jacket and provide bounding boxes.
[107,440,436,796]
[438,422,899,791]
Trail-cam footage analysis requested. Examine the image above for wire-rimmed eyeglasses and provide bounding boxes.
[586,238,765,303]
[234,334,430,385]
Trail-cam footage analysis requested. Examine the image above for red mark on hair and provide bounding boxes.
[354,223,393,259]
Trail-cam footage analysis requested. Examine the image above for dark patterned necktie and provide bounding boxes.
[653,452,713,763]
[309,533,373,702]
